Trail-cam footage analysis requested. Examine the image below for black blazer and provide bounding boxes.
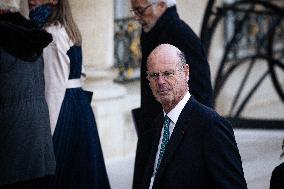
[133,97,247,189]
[270,162,284,189]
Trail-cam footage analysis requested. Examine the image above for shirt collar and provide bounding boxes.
[164,91,191,124]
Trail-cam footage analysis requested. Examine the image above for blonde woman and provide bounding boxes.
[28,0,110,188]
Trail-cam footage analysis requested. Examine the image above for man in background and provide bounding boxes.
[130,0,213,135]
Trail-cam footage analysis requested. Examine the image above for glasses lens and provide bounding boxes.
[131,4,152,16]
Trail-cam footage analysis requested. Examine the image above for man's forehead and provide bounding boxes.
[148,56,178,70]
[151,49,179,62]
[147,44,181,67]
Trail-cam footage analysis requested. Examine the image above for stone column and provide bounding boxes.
[70,0,130,160]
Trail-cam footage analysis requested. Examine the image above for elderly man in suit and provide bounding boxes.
[132,44,247,189]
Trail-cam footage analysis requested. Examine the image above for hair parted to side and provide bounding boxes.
[48,0,82,45]
[0,0,21,12]
[150,0,176,7]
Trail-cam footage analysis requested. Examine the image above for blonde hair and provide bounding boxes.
[20,0,29,18]
[0,0,21,12]
[48,0,82,45]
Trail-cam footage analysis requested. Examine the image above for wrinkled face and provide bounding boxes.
[130,0,165,32]
[28,0,55,10]
[147,46,189,111]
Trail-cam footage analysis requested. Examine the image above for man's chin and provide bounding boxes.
[157,96,170,104]
[142,27,150,33]
[142,24,153,33]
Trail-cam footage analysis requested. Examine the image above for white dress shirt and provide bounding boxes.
[149,92,191,188]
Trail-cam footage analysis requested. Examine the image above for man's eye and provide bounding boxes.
[136,9,143,14]
[150,73,159,78]
[163,71,174,77]
[153,73,159,77]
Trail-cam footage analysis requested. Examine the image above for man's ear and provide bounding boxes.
[184,64,190,81]
[156,1,167,13]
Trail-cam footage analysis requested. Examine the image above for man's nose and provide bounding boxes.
[157,74,166,84]
[133,14,142,21]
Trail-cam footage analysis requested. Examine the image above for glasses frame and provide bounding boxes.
[131,3,153,17]
[147,66,185,81]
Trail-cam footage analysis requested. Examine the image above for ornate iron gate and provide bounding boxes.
[200,0,284,128]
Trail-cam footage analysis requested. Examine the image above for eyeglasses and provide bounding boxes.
[147,70,176,80]
[131,3,153,16]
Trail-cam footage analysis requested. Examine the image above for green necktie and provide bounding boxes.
[155,115,171,174]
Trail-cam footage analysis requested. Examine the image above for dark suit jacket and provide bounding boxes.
[270,162,284,189]
[133,96,247,189]
[137,6,213,134]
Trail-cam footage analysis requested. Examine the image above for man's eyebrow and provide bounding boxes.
[131,5,142,9]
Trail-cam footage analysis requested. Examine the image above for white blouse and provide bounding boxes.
[43,24,74,135]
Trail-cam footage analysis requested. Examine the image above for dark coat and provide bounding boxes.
[133,96,247,189]
[0,12,55,186]
[270,162,284,189]
[139,6,213,132]
[0,12,52,61]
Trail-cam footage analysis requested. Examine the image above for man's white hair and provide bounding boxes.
[0,0,21,12]
[151,0,176,8]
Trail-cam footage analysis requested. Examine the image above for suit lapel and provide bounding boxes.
[141,114,164,188]
[153,98,196,187]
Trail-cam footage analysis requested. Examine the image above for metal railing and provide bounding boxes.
[114,17,141,82]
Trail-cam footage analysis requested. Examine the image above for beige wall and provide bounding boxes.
[176,0,208,34]
[70,0,114,69]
